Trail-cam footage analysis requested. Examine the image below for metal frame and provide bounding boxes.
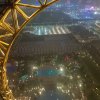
[0,0,58,99]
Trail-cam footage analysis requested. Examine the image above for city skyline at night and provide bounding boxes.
[0,0,100,100]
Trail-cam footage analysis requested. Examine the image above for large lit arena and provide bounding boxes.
[0,0,100,100]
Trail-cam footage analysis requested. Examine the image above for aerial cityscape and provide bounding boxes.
[0,0,100,100]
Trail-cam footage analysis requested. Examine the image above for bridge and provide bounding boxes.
[0,0,58,99]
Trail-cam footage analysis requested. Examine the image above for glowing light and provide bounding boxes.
[60,67,64,72]
[79,83,82,87]
[94,12,98,15]
[39,91,42,95]
[32,66,38,70]
[90,6,94,10]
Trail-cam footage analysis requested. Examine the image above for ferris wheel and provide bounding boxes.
[0,0,59,99]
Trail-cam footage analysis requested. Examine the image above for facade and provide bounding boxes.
[10,33,82,58]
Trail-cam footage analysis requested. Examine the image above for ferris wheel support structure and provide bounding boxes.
[0,0,58,99]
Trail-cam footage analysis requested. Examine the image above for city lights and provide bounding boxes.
[32,66,38,70]
[0,0,100,100]
[59,67,64,72]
